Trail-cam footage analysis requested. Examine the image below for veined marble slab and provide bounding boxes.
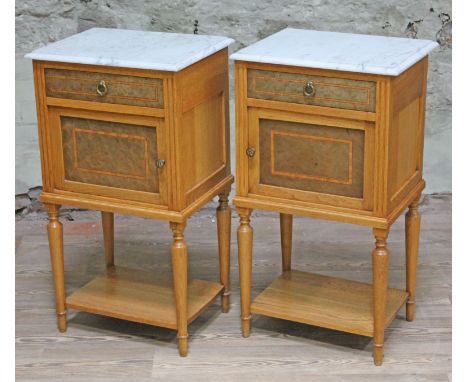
[25,28,234,72]
[230,28,439,76]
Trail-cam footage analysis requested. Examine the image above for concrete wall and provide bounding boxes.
[15,0,452,195]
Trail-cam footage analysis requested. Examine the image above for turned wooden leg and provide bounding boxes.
[45,204,67,333]
[372,228,389,366]
[237,207,253,337]
[405,197,421,322]
[217,189,231,313]
[280,213,293,272]
[170,222,188,357]
[101,211,114,268]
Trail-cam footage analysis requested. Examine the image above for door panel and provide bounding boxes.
[248,108,374,210]
[49,107,167,205]
[259,119,364,198]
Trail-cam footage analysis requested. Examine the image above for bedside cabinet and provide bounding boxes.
[231,28,438,365]
[26,28,234,356]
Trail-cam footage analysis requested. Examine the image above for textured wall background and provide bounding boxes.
[15,0,452,198]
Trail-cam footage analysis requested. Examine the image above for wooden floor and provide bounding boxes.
[15,195,451,382]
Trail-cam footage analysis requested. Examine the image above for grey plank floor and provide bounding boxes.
[15,195,451,382]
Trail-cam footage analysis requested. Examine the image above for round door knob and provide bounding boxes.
[246,147,256,157]
[96,80,108,96]
[156,159,166,169]
[303,81,316,97]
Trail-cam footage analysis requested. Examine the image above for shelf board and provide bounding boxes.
[66,266,223,329]
[251,270,408,337]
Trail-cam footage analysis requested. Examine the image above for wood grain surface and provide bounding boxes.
[15,195,451,381]
[251,270,408,337]
[66,266,223,329]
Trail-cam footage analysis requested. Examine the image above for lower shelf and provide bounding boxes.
[66,266,224,330]
[251,270,408,337]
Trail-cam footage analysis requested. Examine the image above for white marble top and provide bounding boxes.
[230,28,438,76]
[25,28,234,72]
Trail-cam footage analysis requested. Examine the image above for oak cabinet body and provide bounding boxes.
[28,28,234,356]
[36,53,232,215]
[236,60,427,224]
[232,28,438,365]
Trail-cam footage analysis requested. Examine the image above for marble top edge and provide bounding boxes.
[25,28,235,72]
[230,28,439,76]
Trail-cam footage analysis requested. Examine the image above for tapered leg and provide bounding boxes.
[372,228,389,366]
[280,213,293,272]
[101,211,114,268]
[45,204,67,333]
[170,222,188,357]
[217,189,231,313]
[237,207,253,337]
[405,197,421,321]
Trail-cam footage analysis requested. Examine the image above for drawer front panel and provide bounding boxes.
[248,69,376,112]
[45,68,164,108]
[61,116,159,193]
[259,119,364,198]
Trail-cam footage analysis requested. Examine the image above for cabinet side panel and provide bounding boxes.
[388,58,427,211]
[388,99,420,195]
[176,49,230,208]
[181,94,226,205]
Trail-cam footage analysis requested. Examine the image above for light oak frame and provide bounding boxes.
[234,58,427,365]
[33,49,233,357]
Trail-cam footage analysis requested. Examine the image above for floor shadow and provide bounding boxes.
[67,300,224,346]
[251,315,373,350]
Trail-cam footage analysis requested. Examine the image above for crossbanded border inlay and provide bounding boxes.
[72,128,149,180]
[252,75,372,106]
[270,130,353,185]
[46,74,162,103]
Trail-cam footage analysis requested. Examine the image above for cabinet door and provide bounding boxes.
[247,108,374,210]
[48,107,168,205]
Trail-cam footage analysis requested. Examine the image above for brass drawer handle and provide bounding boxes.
[303,81,316,97]
[246,147,256,157]
[156,159,166,169]
[96,80,108,96]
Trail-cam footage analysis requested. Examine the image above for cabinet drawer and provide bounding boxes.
[247,69,376,112]
[45,68,164,108]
